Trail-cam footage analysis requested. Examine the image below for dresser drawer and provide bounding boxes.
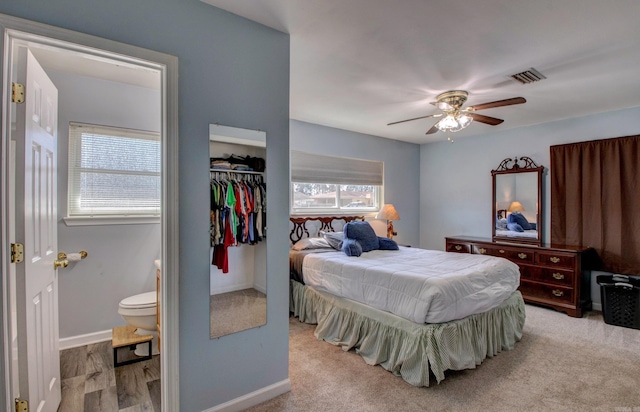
[535,251,576,269]
[519,281,574,304]
[447,242,470,253]
[517,265,536,281]
[520,266,575,288]
[473,245,534,264]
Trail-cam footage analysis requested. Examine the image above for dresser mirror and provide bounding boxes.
[209,124,267,338]
[492,157,544,245]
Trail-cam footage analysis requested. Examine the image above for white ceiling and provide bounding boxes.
[203,0,640,144]
[30,45,160,90]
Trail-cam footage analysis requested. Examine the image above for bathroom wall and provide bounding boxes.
[47,69,162,340]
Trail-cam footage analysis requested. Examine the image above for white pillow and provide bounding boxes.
[320,231,344,250]
[291,237,331,251]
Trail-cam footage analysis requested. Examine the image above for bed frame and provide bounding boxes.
[289,216,526,387]
[289,215,364,244]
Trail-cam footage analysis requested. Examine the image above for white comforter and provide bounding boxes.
[302,247,520,324]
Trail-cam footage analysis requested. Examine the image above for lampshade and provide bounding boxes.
[376,204,400,221]
[508,201,525,213]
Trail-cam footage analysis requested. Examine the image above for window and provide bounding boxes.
[291,151,383,214]
[67,122,160,221]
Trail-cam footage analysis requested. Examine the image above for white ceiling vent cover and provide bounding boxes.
[510,68,547,84]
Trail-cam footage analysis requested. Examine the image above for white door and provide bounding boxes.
[14,47,61,412]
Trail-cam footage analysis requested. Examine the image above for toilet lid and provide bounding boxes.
[119,291,156,309]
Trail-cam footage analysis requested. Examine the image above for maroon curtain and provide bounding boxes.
[550,135,640,275]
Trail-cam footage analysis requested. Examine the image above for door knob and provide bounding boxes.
[53,258,68,269]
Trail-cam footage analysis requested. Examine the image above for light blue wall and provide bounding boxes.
[48,70,162,339]
[0,2,290,411]
[420,106,640,307]
[420,106,640,248]
[291,120,421,247]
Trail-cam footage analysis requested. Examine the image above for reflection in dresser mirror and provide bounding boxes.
[492,157,544,246]
[209,124,267,338]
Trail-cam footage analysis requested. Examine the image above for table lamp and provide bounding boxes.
[376,204,400,239]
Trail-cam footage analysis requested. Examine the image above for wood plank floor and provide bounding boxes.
[59,341,161,412]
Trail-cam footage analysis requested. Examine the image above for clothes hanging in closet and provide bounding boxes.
[210,172,266,273]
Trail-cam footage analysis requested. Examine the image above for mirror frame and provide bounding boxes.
[209,124,267,339]
[491,157,544,246]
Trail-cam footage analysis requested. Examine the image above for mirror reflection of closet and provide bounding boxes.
[209,124,267,339]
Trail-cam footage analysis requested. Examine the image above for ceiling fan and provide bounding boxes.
[387,90,526,135]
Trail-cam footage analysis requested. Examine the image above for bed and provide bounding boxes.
[289,216,526,387]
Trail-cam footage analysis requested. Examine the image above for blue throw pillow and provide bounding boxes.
[378,237,399,250]
[343,221,379,252]
[507,222,524,232]
[342,238,363,257]
[507,212,532,230]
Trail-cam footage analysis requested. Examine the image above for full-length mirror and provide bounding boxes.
[492,157,544,245]
[209,124,267,338]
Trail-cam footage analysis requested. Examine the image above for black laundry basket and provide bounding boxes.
[596,274,640,330]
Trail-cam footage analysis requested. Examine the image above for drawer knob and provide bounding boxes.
[455,245,462,251]
[549,257,561,263]
[499,249,505,254]
[518,253,528,259]
[479,248,486,254]
[552,272,565,280]
[552,289,564,297]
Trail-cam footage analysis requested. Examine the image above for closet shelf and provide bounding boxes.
[209,168,264,175]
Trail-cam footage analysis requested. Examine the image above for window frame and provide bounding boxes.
[64,122,161,225]
[290,183,382,215]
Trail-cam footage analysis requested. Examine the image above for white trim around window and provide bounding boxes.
[67,122,161,220]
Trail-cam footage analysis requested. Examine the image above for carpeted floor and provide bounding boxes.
[247,304,640,412]
[210,288,267,338]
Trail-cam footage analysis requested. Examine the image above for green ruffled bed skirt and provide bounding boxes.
[290,280,526,387]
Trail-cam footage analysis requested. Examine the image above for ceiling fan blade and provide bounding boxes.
[467,97,526,111]
[425,121,440,135]
[469,113,504,126]
[387,113,440,126]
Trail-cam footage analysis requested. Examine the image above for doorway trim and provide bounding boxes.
[0,13,180,411]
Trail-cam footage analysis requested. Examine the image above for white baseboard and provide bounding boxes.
[59,329,112,350]
[210,282,254,295]
[203,379,291,412]
[592,302,602,312]
[253,283,267,294]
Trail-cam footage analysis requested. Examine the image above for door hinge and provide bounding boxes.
[14,398,28,412]
[12,83,25,104]
[11,243,24,264]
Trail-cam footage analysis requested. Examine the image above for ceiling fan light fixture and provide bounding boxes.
[458,113,473,128]
[435,112,473,133]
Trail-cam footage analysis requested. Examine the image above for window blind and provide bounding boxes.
[290,150,383,185]
[67,122,161,217]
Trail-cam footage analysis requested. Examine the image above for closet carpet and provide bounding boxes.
[59,341,160,412]
[210,288,267,338]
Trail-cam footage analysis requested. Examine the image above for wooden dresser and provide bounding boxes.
[445,236,595,317]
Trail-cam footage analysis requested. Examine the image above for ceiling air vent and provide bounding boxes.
[510,67,546,85]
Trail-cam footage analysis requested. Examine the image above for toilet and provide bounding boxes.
[118,291,159,356]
